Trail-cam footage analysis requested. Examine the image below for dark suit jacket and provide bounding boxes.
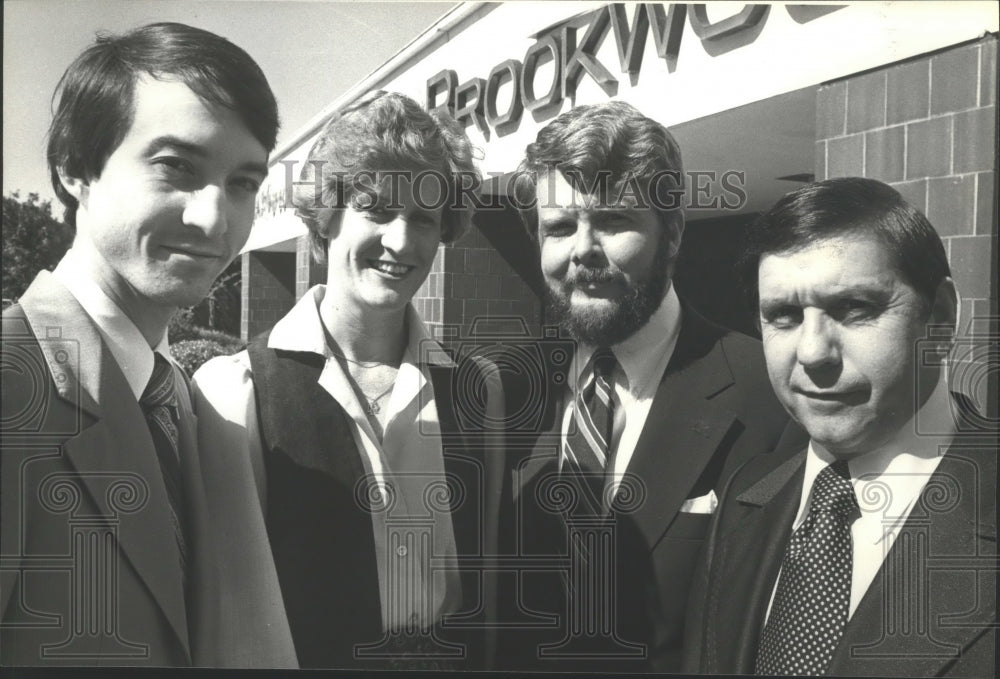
[684,425,997,676]
[497,303,790,672]
[1,272,217,666]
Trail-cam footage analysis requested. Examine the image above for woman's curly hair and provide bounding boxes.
[293,90,480,262]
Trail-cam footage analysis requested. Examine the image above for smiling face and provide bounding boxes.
[537,170,678,346]
[324,171,444,316]
[757,233,947,457]
[62,75,268,321]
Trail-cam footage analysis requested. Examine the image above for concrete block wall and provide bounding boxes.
[815,35,997,331]
[295,234,327,299]
[815,35,998,412]
[414,224,542,344]
[241,251,296,342]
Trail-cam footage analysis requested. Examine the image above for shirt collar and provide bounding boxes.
[268,284,455,368]
[53,249,169,400]
[796,374,956,543]
[572,283,682,393]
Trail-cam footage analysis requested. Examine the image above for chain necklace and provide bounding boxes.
[324,334,398,417]
[329,349,389,370]
[362,382,394,416]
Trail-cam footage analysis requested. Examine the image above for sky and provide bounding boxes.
[2,0,456,207]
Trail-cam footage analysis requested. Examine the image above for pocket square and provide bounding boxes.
[679,489,718,514]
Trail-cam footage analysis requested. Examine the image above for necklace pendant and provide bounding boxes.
[368,400,381,415]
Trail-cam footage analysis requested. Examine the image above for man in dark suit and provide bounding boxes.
[1,23,278,666]
[496,101,790,672]
[684,177,996,676]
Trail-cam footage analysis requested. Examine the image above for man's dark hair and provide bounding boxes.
[513,100,685,239]
[46,21,280,227]
[740,176,952,314]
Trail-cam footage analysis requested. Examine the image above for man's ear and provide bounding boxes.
[665,213,685,259]
[930,276,959,334]
[57,168,89,204]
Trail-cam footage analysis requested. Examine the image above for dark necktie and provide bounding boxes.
[563,347,618,514]
[756,459,859,675]
[140,353,189,587]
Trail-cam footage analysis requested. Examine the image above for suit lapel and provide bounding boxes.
[174,374,217,665]
[20,272,191,661]
[709,452,805,673]
[513,366,564,502]
[828,445,997,677]
[429,364,480,561]
[623,307,738,549]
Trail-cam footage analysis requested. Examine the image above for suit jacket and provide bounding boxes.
[497,303,790,672]
[0,271,216,666]
[684,428,997,676]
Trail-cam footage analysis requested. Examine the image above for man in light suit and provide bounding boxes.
[683,177,996,676]
[1,23,278,666]
[496,101,791,672]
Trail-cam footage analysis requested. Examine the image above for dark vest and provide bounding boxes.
[247,332,493,669]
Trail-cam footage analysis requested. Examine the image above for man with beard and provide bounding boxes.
[496,101,791,672]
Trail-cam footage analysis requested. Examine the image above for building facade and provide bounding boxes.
[242,1,998,408]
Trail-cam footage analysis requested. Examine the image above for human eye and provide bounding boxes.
[540,218,575,238]
[152,155,195,176]
[229,175,262,196]
[760,304,802,329]
[409,212,440,229]
[364,202,395,223]
[831,298,878,323]
[600,213,633,231]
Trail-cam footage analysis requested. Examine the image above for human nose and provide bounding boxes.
[796,309,841,369]
[182,185,227,237]
[380,213,415,254]
[571,220,601,266]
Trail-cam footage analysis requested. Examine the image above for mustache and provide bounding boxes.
[567,267,625,286]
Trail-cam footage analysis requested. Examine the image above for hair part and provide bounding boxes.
[740,176,952,319]
[513,100,685,239]
[293,90,480,263]
[46,21,280,228]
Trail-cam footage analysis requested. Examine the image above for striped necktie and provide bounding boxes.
[756,460,859,675]
[140,353,189,589]
[563,347,618,514]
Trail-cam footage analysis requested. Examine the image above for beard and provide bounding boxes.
[544,235,671,347]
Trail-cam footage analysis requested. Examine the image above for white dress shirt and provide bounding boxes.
[560,284,683,494]
[193,285,461,632]
[53,248,170,399]
[767,374,958,621]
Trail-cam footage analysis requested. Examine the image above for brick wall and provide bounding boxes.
[295,234,327,299]
[241,251,296,342]
[815,35,998,411]
[414,224,542,345]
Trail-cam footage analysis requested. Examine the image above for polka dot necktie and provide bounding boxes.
[563,347,618,514]
[756,459,859,675]
[140,354,189,590]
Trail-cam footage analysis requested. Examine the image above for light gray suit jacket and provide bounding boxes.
[1,272,213,665]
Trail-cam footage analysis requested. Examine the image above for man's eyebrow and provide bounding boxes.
[539,207,578,219]
[759,284,892,309]
[144,135,268,176]
[818,282,892,299]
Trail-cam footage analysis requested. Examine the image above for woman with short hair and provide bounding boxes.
[193,91,504,669]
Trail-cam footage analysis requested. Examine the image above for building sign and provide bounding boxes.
[427,3,840,139]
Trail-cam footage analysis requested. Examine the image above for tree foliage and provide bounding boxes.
[2,191,73,302]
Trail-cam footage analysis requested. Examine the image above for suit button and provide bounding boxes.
[396,545,408,557]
